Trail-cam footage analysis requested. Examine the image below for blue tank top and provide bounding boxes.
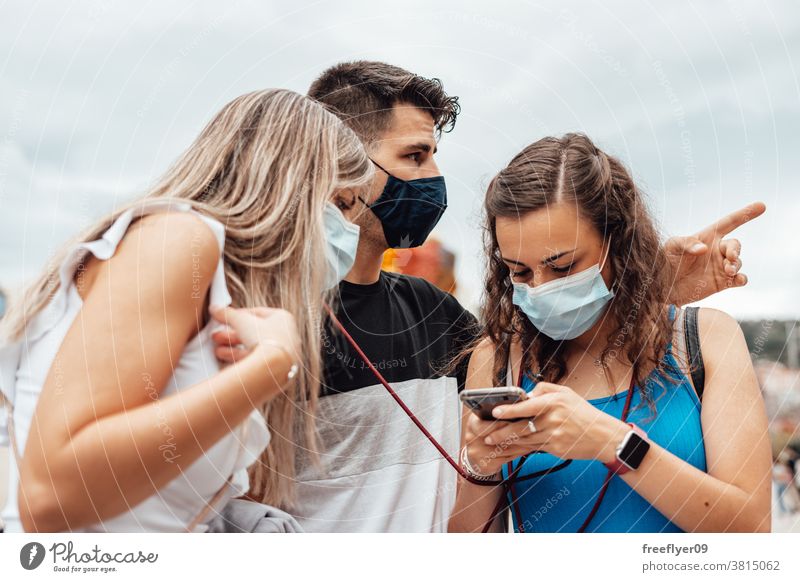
[501,306,707,533]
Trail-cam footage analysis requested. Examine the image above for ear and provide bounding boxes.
[331,188,356,210]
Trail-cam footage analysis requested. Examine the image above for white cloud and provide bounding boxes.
[1,0,798,316]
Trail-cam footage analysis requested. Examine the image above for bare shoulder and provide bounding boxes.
[78,210,221,304]
[470,337,497,365]
[696,307,744,341]
[467,337,501,389]
[695,307,748,371]
[125,210,221,264]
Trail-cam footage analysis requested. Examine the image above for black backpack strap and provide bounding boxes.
[498,361,508,386]
[498,339,510,386]
[683,306,705,402]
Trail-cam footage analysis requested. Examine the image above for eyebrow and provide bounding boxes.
[542,249,575,264]
[402,142,438,155]
[501,248,576,267]
[501,257,525,266]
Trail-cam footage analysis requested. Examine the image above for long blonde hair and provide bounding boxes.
[1,88,373,509]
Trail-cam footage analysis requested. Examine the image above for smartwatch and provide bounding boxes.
[604,423,650,475]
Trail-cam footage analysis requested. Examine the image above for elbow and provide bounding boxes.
[17,478,67,533]
[737,511,771,533]
[446,510,462,533]
[447,518,467,533]
[446,507,472,533]
[751,505,772,533]
[731,497,772,533]
[746,491,772,533]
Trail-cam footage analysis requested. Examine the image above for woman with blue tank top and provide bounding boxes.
[449,133,771,533]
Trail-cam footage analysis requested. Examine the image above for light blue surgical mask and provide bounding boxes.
[323,201,360,290]
[511,241,614,340]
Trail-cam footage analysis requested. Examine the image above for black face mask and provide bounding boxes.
[361,159,448,249]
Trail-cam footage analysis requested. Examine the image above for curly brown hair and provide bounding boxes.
[476,133,680,413]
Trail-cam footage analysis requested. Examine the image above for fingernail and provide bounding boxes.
[690,243,706,252]
[484,436,494,445]
[492,407,505,417]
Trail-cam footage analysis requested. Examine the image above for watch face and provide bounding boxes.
[619,432,650,469]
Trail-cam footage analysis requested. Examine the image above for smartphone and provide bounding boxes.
[459,387,529,421]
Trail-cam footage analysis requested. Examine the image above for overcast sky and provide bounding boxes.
[1,0,798,318]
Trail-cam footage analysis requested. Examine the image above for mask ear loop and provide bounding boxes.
[368,157,392,177]
[360,158,394,210]
[599,235,617,293]
[599,235,613,271]
[352,193,374,221]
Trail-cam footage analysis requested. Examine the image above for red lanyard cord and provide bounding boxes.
[576,375,635,532]
[323,303,498,486]
[481,454,530,533]
[324,304,568,491]
[323,303,629,533]
[482,362,573,533]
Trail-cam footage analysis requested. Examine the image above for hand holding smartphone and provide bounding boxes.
[459,387,529,421]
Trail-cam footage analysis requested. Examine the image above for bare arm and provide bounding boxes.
[17,213,294,532]
[448,339,508,533]
[612,308,772,531]
[488,308,773,532]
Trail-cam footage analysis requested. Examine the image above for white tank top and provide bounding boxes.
[0,200,271,532]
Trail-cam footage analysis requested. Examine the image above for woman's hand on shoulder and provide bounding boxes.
[209,305,301,376]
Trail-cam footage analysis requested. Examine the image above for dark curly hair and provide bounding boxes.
[308,60,460,146]
[473,133,681,414]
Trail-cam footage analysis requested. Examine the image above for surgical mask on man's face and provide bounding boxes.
[361,158,447,248]
[323,201,360,290]
[511,240,614,341]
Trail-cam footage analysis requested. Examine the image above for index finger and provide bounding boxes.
[492,392,558,420]
[701,201,766,237]
[466,414,509,438]
[209,304,237,326]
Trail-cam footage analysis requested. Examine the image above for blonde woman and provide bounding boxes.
[0,89,372,532]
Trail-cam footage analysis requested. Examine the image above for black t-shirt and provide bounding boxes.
[321,271,479,397]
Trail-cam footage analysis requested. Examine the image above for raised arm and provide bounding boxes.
[17,212,296,532]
